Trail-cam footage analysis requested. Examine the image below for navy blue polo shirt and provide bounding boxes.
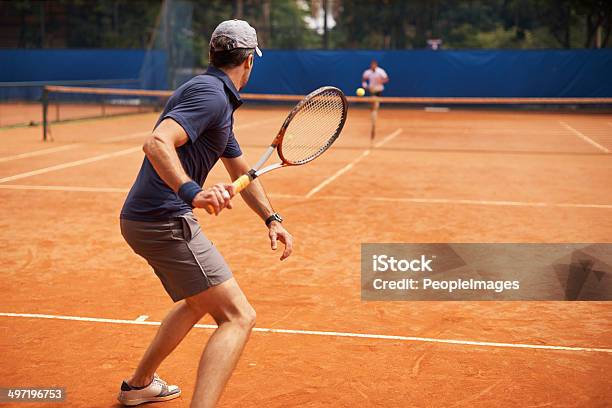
[120,66,243,221]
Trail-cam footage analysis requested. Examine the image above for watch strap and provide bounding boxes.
[265,213,282,227]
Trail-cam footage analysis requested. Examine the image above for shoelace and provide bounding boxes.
[152,374,167,387]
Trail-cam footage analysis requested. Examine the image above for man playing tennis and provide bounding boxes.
[118,20,293,407]
[362,59,389,140]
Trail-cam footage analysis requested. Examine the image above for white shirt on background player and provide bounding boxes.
[362,67,389,93]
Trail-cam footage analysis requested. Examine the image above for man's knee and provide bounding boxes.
[187,295,256,331]
[221,303,256,331]
[217,302,256,331]
[184,280,256,330]
[238,304,256,330]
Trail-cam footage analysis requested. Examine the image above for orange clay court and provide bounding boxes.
[1,104,611,407]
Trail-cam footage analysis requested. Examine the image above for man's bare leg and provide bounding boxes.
[128,301,203,387]
[370,94,380,142]
[124,278,254,406]
[370,105,378,141]
[187,278,256,408]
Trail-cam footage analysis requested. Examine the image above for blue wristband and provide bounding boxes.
[178,181,202,207]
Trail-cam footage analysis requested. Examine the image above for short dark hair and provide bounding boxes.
[209,36,253,68]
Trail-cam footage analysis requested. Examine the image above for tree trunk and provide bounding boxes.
[262,0,270,46]
[586,14,592,48]
[233,0,243,19]
[19,7,26,47]
[323,0,328,49]
[602,11,612,47]
[40,1,45,48]
[564,4,571,48]
[585,13,604,48]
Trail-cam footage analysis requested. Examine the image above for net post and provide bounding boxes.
[42,86,49,142]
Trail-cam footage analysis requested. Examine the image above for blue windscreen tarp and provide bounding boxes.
[2,49,610,98]
[243,49,612,97]
[0,49,167,94]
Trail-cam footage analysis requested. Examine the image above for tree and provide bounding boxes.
[1,0,610,50]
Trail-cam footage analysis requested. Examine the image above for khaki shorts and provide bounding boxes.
[120,212,232,302]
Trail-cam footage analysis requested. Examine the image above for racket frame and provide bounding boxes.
[207,86,347,213]
[277,86,348,166]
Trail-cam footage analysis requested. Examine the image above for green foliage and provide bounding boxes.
[329,0,611,49]
[443,23,559,49]
[2,0,610,50]
[269,0,320,48]
[3,0,162,48]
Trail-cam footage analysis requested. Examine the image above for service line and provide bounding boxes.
[1,184,612,210]
[0,144,80,163]
[1,312,610,354]
[305,127,402,198]
[305,149,371,198]
[559,122,609,153]
[0,147,141,184]
[0,130,147,163]
[0,117,278,165]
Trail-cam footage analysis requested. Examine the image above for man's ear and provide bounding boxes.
[245,53,254,69]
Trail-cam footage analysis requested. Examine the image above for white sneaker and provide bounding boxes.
[117,374,181,406]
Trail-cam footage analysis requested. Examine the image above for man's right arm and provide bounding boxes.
[143,118,191,190]
[362,70,368,88]
[143,118,233,215]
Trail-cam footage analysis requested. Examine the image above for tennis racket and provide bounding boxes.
[206,86,348,214]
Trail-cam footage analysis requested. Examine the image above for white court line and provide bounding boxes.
[0,312,610,354]
[271,193,612,210]
[0,144,80,163]
[0,131,146,163]
[0,116,304,192]
[0,118,279,164]
[99,118,276,143]
[424,107,450,112]
[305,127,402,198]
[93,118,277,143]
[1,184,611,210]
[0,184,129,192]
[559,122,609,153]
[374,128,403,148]
[0,147,141,184]
[305,149,371,198]
[320,195,612,210]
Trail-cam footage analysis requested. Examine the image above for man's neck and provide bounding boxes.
[218,66,242,91]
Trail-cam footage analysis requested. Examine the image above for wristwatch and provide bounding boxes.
[265,213,283,227]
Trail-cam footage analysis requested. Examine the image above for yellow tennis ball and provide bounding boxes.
[356,87,365,97]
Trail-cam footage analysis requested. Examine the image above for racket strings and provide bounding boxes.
[280,89,346,164]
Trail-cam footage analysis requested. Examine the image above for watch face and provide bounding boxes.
[267,213,283,226]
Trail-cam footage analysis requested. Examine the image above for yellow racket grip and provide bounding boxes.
[205,173,253,215]
[232,173,253,194]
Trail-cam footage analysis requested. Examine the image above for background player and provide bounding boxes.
[362,59,389,140]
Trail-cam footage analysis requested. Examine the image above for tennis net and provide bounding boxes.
[0,79,141,128]
[39,85,612,146]
[41,85,170,140]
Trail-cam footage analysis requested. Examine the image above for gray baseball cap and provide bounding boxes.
[210,19,262,57]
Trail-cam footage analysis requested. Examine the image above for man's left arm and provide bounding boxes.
[221,155,293,261]
[381,68,389,84]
